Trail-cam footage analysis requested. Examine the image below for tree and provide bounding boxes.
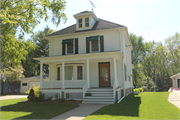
[23,26,55,77]
[130,34,146,87]
[0,66,24,94]
[0,0,67,67]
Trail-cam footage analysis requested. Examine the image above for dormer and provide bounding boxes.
[73,11,99,31]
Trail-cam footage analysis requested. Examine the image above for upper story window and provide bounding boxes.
[85,17,89,27]
[78,18,82,28]
[67,42,74,54]
[91,40,99,52]
[86,36,104,53]
[62,38,78,55]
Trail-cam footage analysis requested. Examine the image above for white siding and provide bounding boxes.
[117,59,123,87]
[91,16,96,28]
[89,62,99,87]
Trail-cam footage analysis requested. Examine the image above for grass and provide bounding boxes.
[0,98,79,119]
[84,92,180,120]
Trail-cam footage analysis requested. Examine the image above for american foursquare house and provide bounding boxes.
[34,11,134,104]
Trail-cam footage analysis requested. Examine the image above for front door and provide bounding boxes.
[99,63,110,87]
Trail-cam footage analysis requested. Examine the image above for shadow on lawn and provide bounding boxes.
[1,102,78,119]
[92,93,141,117]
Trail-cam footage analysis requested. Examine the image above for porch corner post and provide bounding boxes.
[40,62,43,89]
[86,59,90,88]
[62,61,65,89]
[113,58,117,86]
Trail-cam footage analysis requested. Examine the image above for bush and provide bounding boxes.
[27,89,35,101]
[34,93,45,102]
[138,88,143,92]
[58,98,65,102]
[46,96,53,101]
[26,84,40,97]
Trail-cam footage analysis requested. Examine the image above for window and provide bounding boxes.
[22,83,27,86]
[77,66,83,80]
[91,40,99,52]
[78,18,82,28]
[57,67,60,80]
[85,17,89,27]
[67,42,73,54]
[65,66,73,80]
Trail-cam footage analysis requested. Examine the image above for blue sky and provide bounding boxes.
[25,0,179,44]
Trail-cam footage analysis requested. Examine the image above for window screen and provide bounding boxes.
[77,66,83,80]
[92,40,98,51]
[65,66,73,80]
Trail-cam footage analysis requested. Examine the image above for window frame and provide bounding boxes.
[65,39,75,55]
[78,18,82,28]
[89,37,100,53]
[85,17,89,27]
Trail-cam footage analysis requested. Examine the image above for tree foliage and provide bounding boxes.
[0,0,67,67]
[23,26,55,77]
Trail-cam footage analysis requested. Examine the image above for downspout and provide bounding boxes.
[118,28,125,103]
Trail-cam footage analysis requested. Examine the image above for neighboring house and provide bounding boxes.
[20,74,49,93]
[170,73,180,89]
[34,11,134,104]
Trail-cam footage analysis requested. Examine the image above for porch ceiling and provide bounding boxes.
[33,51,123,64]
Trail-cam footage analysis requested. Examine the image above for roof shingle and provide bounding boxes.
[47,19,125,37]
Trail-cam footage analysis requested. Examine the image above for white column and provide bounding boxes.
[113,58,117,87]
[86,60,90,88]
[40,63,43,89]
[62,61,65,89]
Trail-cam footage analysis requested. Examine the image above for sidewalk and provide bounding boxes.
[168,91,180,109]
[0,95,28,100]
[50,103,107,120]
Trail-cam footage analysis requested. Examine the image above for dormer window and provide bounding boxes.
[85,17,89,27]
[78,18,82,28]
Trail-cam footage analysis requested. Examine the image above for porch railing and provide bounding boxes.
[82,80,88,98]
[65,80,86,88]
[42,81,62,89]
[42,80,86,89]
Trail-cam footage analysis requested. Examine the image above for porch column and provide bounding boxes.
[113,58,117,86]
[62,61,65,89]
[86,60,90,88]
[40,63,43,89]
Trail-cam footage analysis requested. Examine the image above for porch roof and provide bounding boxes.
[170,73,180,78]
[33,51,123,64]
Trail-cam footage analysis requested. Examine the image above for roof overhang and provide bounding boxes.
[33,51,124,64]
[73,11,98,21]
[44,27,125,41]
[170,73,180,78]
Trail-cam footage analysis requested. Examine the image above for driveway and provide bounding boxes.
[50,103,107,120]
[0,95,28,100]
[168,91,180,109]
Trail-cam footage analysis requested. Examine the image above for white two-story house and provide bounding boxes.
[34,11,134,104]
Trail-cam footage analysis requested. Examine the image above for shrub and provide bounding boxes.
[46,96,53,101]
[27,89,35,101]
[138,88,143,92]
[34,93,45,102]
[26,84,40,97]
[133,88,139,92]
[55,93,59,100]
[58,98,65,102]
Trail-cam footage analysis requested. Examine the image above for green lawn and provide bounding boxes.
[84,92,180,120]
[0,98,79,119]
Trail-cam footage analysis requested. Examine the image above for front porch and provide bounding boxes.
[34,51,125,103]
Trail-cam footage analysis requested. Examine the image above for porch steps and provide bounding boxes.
[82,88,115,104]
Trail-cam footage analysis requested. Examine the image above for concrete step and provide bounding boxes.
[86,91,113,94]
[84,96,114,99]
[91,93,113,97]
[82,101,114,104]
[87,89,113,92]
[83,98,114,102]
